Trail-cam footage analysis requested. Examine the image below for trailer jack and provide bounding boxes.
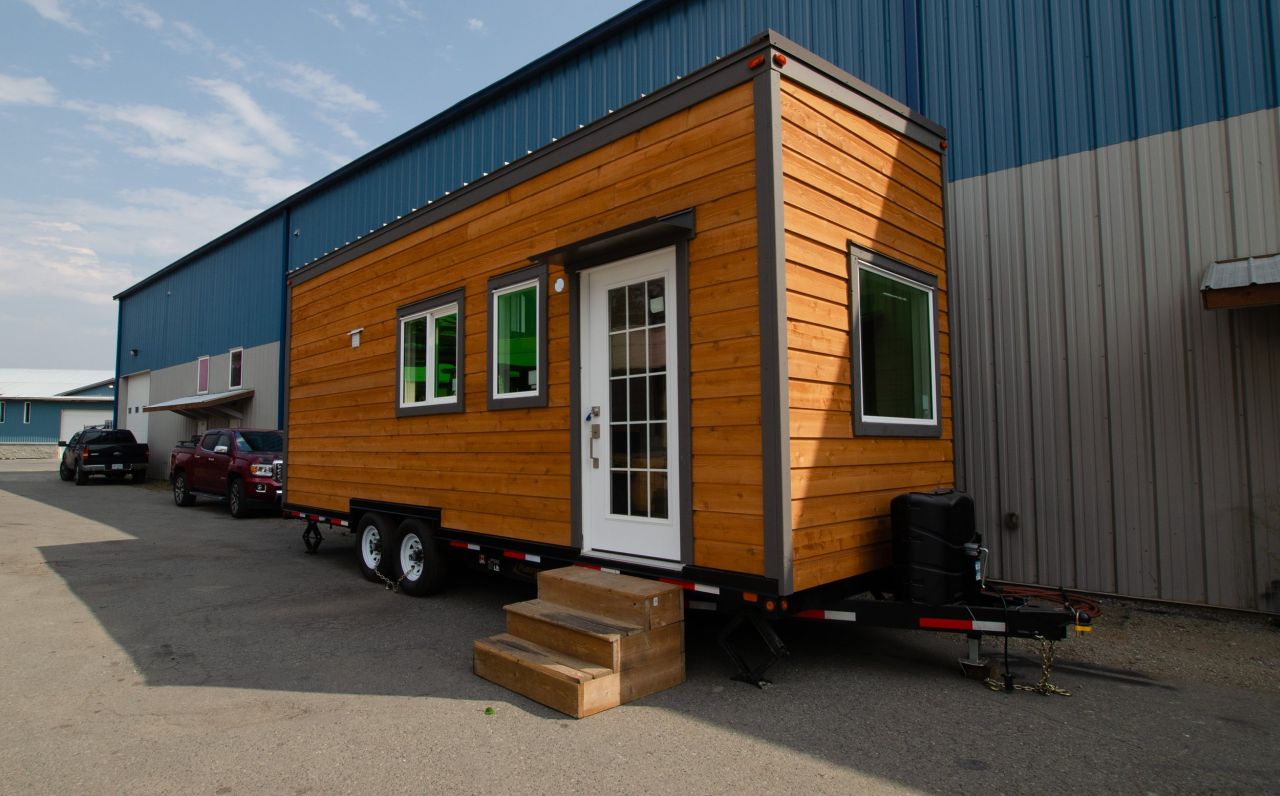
[718,610,789,688]
[302,520,324,553]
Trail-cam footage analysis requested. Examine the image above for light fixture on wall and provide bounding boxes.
[129,348,139,357]
[348,328,363,348]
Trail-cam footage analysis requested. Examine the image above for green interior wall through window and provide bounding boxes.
[495,284,538,395]
[859,268,934,421]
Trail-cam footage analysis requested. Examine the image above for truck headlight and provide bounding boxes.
[250,464,274,477]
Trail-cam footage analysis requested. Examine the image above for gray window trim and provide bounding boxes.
[487,263,548,410]
[396,288,466,417]
[848,243,942,439]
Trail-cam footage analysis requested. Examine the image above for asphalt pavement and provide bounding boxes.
[1,459,1276,794]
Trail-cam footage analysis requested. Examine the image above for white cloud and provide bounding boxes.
[119,1,164,31]
[392,0,426,22]
[0,73,58,106]
[20,0,85,32]
[193,78,299,157]
[70,49,113,71]
[467,17,485,32]
[273,62,380,114]
[0,192,261,367]
[314,10,345,30]
[347,1,377,23]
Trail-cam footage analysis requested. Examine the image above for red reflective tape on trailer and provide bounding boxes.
[501,551,541,562]
[659,577,719,595]
[575,564,600,570]
[920,618,1008,633]
[793,609,825,619]
[448,541,469,549]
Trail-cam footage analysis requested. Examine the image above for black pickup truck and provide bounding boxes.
[59,428,149,485]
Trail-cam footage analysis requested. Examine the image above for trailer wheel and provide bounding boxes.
[355,513,391,582]
[391,518,446,597]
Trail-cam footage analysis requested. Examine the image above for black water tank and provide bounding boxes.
[891,490,980,605]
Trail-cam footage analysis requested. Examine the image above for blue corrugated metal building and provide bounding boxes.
[116,0,1280,610]
[0,371,114,451]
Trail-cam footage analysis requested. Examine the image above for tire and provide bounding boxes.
[228,478,247,519]
[74,464,88,485]
[58,461,73,482]
[355,513,392,583]
[131,470,146,485]
[172,470,196,506]
[390,518,447,597]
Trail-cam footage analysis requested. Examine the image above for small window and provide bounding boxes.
[197,355,210,395]
[23,401,32,424]
[0,400,5,423]
[397,288,465,417]
[849,244,941,438]
[229,348,243,389]
[488,264,547,409]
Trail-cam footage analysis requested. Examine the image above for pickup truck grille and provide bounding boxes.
[273,459,284,484]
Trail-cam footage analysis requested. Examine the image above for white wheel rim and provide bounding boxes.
[361,525,381,568]
[400,533,423,581]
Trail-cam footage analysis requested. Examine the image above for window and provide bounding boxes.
[196,355,210,394]
[229,348,243,389]
[0,400,5,423]
[849,244,941,438]
[488,264,547,409]
[397,288,464,416]
[23,401,32,424]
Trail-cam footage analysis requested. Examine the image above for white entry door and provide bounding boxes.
[125,372,150,443]
[580,247,681,564]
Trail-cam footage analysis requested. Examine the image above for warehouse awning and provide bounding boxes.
[1200,253,1280,310]
[144,389,255,419]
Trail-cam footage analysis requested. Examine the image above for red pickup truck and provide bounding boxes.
[170,428,284,518]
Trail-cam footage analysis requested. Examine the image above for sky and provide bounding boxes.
[0,0,636,370]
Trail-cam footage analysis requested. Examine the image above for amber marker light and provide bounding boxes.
[773,53,787,67]
[747,54,766,70]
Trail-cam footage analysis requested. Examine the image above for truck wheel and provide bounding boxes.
[228,478,247,518]
[355,513,391,582]
[74,464,88,485]
[391,518,446,597]
[58,462,73,482]
[172,471,196,506]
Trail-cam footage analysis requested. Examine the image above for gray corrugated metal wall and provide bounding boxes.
[951,107,1280,611]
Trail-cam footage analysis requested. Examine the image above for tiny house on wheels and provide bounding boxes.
[284,33,956,610]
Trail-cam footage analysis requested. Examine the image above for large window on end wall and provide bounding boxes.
[397,288,464,417]
[849,244,941,438]
[487,263,547,409]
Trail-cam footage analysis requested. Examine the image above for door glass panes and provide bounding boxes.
[859,268,935,421]
[606,277,668,519]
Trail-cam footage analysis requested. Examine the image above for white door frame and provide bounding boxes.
[578,247,683,565]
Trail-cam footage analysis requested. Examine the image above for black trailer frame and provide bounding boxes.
[287,500,1091,688]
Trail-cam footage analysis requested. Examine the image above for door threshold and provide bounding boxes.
[581,549,684,572]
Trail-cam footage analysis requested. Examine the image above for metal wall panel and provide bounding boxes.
[117,217,285,377]
[951,107,1280,610]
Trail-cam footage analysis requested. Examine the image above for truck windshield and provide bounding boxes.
[235,431,283,452]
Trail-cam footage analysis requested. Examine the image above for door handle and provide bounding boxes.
[589,423,601,469]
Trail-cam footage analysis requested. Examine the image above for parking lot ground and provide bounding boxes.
[1,459,1278,794]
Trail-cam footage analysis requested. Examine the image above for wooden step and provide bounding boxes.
[536,566,684,629]
[473,633,620,719]
[505,599,686,671]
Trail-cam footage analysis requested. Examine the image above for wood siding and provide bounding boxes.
[779,80,953,592]
[288,83,765,571]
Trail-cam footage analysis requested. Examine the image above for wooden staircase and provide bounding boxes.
[473,566,685,718]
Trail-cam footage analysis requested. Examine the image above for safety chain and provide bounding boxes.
[372,563,408,593]
[985,637,1071,696]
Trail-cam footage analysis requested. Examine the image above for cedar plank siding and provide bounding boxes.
[287,83,765,569]
[779,80,953,592]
